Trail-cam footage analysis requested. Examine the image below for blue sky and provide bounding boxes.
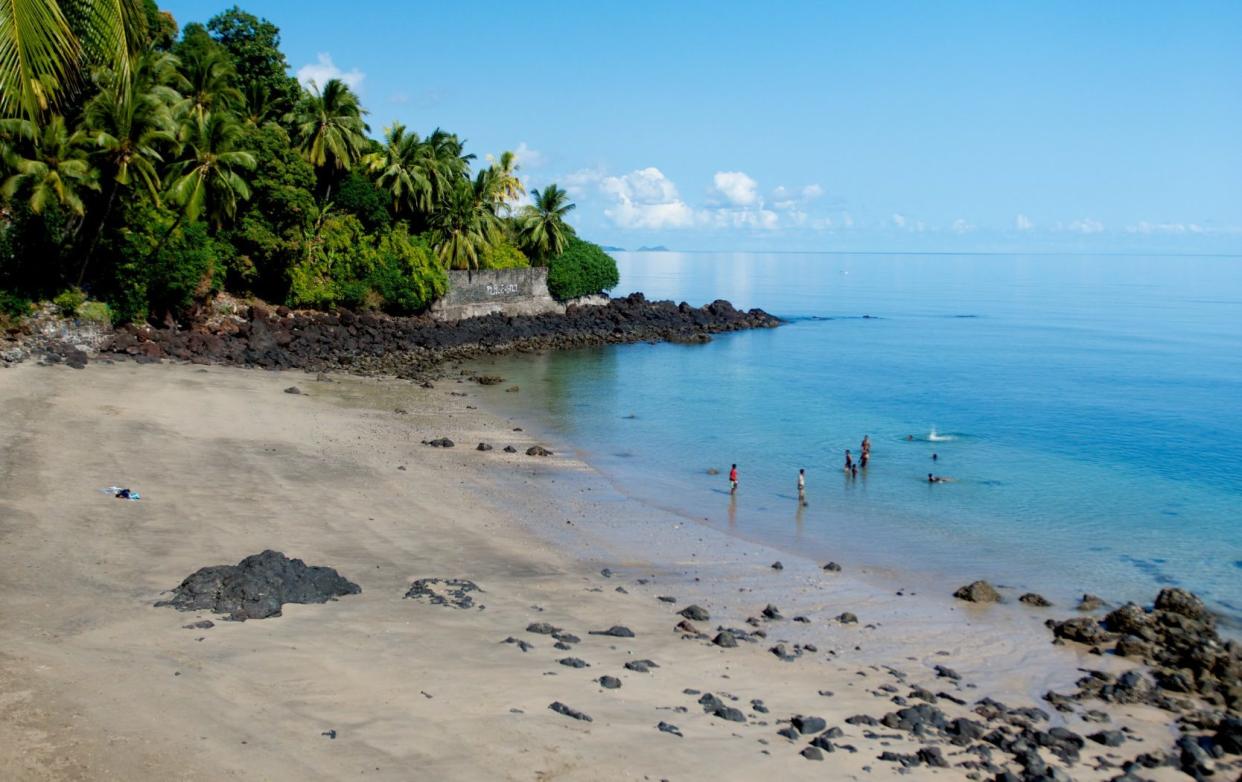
[162,1,1241,253]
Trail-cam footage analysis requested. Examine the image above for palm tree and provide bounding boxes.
[174,42,242,122]
[480,149,523,211]
[0,0,148,123]
[517,184,575,262]
[423,127,472,202]
[1,114,97,217]
[430,178,501,270]
[77,54,178,281]
[165,110,255,228]
[287,77,368,175]
[363,122,430,216]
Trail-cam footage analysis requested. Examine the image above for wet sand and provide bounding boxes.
[0,361,1187,780]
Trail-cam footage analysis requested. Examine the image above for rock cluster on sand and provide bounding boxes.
[1047,587,1241,713]
[403,578,482,609]
[99,294,781,377]
[156,550,360,621]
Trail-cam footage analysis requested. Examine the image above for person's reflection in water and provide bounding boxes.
[728,492,737,531]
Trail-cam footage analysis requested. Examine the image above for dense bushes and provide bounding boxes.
[546,238,620,300]
[288,217,445,313]
[480,240,530,270]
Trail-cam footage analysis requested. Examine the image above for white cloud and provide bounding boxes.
[1126,221,1204,235]
[770,183,824,210]
[601,167,698,229]
[560,166,606,198]
[1015,214,1034,231]
[511,142,545,169]
[709,207,779,230]
[1066,218,1105,234]
[891,213,908,229]
[710,171,760,207]
[951,218,975,234]
[891,213,926,232]
[297,53,365,91]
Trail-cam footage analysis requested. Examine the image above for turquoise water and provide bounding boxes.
[478,252,1242,619]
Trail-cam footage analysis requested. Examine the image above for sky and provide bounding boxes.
[161,1,1242,253]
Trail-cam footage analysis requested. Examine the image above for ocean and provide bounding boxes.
[474,251,1242,620]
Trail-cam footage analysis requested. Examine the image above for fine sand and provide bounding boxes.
[0,361,1186,780]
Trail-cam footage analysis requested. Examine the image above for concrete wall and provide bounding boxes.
[431,268,563,321]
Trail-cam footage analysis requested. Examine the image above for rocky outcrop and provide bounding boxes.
[1045,588,1241,716]
[98,294,780,377]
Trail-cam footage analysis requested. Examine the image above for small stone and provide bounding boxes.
[801,746,824,761]
[836,612,858,624]
[600,568,613,578]
[503,445,517,453]
[548,701,591,721]
[657,595,677,603]
[598,676,622,689]
[588,625,635,638]
[284,386,302,395]
[1019,592,1052,607]
[713,631,738,648]
[1077,594,1106,611]
[679,604,710,621]
[761,604,783,620]
[526,622,561,635]
[558,657,589,668]
[657,721,683,737]
[1088,730,1126,747]
[823,562,842,572]
[771,561,784,570]
[476,443,493,451]
[526,445,553,456]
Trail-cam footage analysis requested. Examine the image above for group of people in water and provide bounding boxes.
[727,434,951,504]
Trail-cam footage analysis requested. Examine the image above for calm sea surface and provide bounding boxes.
[478,252,1242,618]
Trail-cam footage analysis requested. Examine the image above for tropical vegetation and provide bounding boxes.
[0,1,617,324]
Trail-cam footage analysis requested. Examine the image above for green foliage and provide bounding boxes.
[216,121,316,296]
[288,215,444,314]
[517,184,576,263]
[77,299,110,324]
[546,238,619,301]
[334,170,390,232]
[53,287,85,315]
[104,199,220,323]
[205,6,299,118]
[480,240,529,270]
[0,289,32,318]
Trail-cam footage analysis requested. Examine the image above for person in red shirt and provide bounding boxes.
[729,464,738,494]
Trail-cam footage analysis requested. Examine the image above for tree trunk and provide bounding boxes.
[76,181,119,287]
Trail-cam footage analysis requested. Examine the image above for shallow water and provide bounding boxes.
[474,252,1242,619]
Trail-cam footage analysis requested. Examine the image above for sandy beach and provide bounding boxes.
[0,360,1201,780]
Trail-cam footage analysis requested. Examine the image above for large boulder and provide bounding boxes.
[156,550,361,621]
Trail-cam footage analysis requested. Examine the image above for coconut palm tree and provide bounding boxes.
[423,127,472,201]
[287,77,368,175]
[1,114,97,217]
[173,41,242,122]
[363,122,430,216]
[0,0,148,123]
[165,110,255,228]
[77,54,178,281]
[430,178,501,270]
[480,149,523,211]
[517,184,575,262]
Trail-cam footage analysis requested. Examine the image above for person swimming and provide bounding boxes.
[844,450,854,471]
[927,473,953,483]
[932,453,938,461]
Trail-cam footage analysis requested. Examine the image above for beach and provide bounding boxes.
[0,359,1211,781]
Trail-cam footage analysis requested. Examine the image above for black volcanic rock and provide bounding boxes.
[156,550,360,621]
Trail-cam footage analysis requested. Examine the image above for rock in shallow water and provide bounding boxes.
[155,550,360,621]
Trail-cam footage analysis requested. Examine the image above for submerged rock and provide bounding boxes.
[156,550,360,621]
[1019,592,1052,607]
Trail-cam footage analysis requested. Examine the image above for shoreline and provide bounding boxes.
[0,360,1235,780]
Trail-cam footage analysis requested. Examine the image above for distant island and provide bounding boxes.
[636,245,671,252]
[600,245,627,252]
